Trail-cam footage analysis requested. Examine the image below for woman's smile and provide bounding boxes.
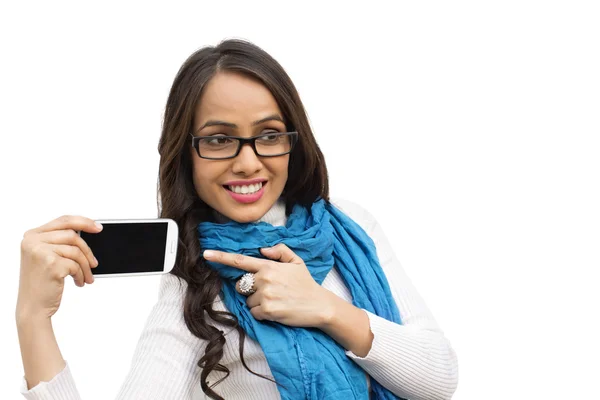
[223,179,268,204]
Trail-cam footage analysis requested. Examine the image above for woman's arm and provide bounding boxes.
[19,274,205,400]
[17,314,79,398]
[332,198,459,400]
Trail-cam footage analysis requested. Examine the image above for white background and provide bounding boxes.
[1,1,599,399]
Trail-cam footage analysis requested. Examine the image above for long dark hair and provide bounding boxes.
[156,39,329,399]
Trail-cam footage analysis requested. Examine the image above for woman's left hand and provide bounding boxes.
[203,244,334,328]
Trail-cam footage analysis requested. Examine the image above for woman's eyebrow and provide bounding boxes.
[198,114,284,131]
[252,114,285,126]
[198,120,237,130]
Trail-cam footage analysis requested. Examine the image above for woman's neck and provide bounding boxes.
[213,199,287,227]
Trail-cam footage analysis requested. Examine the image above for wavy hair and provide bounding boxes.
[156,39,329,399]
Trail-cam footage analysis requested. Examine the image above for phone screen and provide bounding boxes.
[80,222,168,275]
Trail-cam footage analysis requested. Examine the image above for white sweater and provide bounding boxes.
[20,198,458,399]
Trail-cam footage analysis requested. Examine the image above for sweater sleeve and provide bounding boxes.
[20,274,205,400]
[331,198,459,400]
[20,362,81,400]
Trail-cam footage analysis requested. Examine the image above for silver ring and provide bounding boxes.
[238,273,256,295]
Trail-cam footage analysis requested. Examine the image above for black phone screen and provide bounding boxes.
[80,222,168,275]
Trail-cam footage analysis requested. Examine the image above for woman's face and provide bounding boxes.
[190,71,290,223]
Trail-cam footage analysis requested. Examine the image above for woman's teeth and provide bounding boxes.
[227,182,263,194]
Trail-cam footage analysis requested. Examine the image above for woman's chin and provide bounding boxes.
[222,202,270,224]
[214,187,280,223]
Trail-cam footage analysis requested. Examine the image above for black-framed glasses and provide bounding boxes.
[190,131,298,160]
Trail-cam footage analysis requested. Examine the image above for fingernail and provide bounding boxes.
[203,250,214,258]
[94,257,98,266]
[95,222,103,230]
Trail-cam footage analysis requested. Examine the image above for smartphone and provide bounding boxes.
[79,219,178,277]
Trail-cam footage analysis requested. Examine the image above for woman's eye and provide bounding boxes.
[262,131,280,141]
[205,135,232,145]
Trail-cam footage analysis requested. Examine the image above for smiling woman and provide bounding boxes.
[17,39,458,400]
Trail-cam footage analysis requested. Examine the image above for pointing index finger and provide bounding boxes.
[203,250,263,273]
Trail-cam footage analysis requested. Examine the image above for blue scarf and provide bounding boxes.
[198,199,403,400]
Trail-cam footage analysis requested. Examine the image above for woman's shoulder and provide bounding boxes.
[158,273,188,300]
[328,197,378,232]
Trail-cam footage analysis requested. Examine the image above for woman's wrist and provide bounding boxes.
[15,301,51,328]
[317,290,374,357]
[313,287,338,328]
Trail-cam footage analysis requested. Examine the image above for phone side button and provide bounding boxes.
[171,241,176,253]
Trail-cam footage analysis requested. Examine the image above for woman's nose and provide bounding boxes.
[231,143,263,175]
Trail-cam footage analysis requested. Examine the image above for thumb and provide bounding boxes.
[260,243,300,264]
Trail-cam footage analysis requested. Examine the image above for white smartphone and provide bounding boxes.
[78,218,178,277]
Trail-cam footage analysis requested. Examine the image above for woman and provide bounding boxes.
[17,39,458,399]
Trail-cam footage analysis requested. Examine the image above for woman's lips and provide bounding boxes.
[224,182,267,204]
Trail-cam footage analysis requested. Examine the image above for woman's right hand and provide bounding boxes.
[16,215,103,322]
